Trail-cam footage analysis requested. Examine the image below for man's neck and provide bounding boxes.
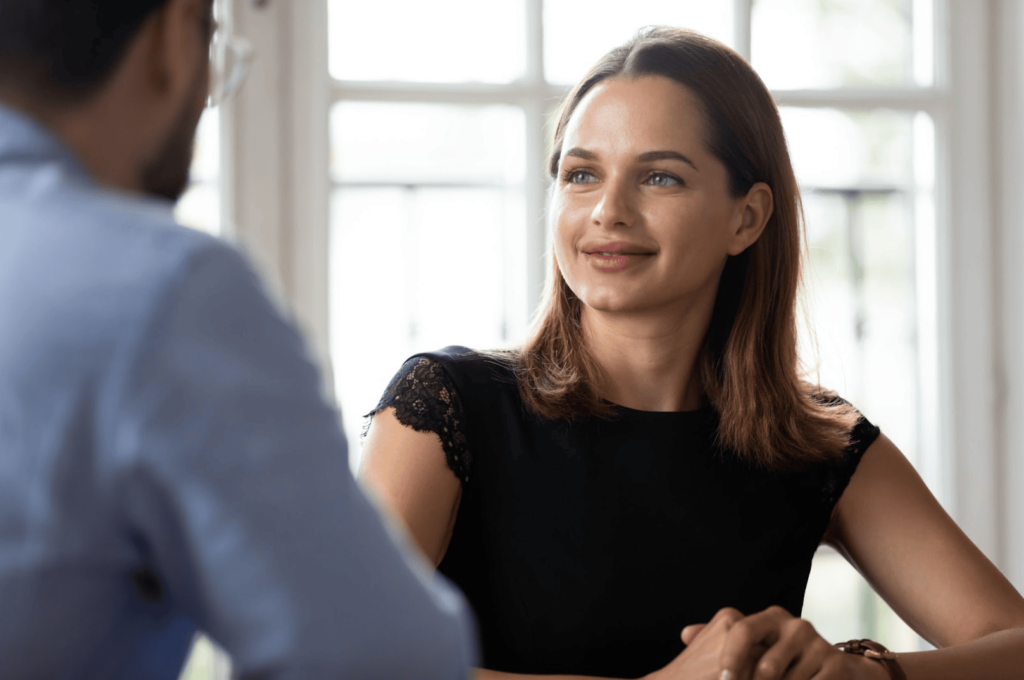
[0,87,143,194]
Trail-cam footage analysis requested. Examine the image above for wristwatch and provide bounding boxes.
[834,639,907,680]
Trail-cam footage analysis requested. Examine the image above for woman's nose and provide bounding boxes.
[591,178,637,228]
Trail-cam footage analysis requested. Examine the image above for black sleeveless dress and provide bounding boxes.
[370,346,880,678]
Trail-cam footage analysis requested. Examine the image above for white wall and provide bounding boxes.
[993,0,1024,593]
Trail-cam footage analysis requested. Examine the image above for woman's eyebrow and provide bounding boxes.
[562,147,699,172]
[563,147,598,161]
[638,150,699,172]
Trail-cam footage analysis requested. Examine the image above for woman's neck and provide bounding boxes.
[581,301,712,412]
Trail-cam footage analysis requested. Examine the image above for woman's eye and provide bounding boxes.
[566,170,597,184]
[647,172,680,187]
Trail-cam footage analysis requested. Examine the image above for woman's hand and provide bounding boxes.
[644,608,762,680]
[717,605,887,680]
[651,606,886,680]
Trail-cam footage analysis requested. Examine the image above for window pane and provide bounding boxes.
[802,189,917,452]
[790,107,934,651]
[175,109,221,236]
[785,109,919,458]
[544,1,735,85]
[781,107,913,189]
[331,103,526,186]
[803,548,922,651]
[328,0,527,83]
[752,0,931,89]
[330,187,526,466]
[329,102,528,465]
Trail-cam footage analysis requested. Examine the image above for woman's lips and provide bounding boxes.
[583,251,652,272]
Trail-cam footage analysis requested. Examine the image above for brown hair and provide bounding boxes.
[516,26,857,470]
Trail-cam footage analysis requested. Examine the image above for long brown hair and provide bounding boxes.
[516,26,857,470]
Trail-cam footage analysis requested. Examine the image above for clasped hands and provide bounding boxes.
[644,606,889,680]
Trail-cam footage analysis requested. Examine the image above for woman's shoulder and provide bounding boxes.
[398,345,520,390]
[372,345,521,419]
[367,346,521,484]
[807,390,881,456]
[416,344,518,368]
[803,389,882,508]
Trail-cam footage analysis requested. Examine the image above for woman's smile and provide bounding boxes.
[582,251,655,272]
[581,239,656,272]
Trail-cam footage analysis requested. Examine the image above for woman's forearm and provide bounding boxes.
[897,628,1024,679]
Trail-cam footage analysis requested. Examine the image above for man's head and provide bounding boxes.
[0,0,216,201]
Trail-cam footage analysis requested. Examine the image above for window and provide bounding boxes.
[328,101,529,445]
[321,0,938,649]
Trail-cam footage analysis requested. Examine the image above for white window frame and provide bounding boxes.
[219,0,1024,593]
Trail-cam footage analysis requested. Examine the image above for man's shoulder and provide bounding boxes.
[6,180,236,290]
[0,181,251,357]
[62,182,224,265]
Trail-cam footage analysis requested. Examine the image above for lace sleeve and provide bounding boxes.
[821,414,881,510]
[365,356,472,483]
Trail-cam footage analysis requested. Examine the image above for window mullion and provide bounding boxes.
[734,0,752,61]
[526,0,549,319]
[527,0,545,84]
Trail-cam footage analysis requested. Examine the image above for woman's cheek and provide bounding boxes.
[551,209,578,271]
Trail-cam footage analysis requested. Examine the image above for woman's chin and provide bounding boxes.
[580,294,650,316]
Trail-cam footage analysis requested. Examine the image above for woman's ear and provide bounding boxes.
[727,181,774,256]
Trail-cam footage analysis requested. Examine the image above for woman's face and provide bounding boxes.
[552,75,758,319]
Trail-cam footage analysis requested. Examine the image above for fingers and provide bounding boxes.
[718,605,817,680]
[708,607,746,630]
[748,621,830,680]
[684,607,834,680]
[681,624,706,645]
[682,607,745,645]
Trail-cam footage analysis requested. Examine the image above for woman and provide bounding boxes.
[360,27,1024,680]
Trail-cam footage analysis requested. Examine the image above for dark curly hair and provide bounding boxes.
[0,0,177,101]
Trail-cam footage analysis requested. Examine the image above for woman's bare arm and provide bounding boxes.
[825,433,1024,677]
[359,407,462,566]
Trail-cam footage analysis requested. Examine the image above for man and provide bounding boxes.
[0,1,476,678]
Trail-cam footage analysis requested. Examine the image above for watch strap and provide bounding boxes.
[834,639,907,680]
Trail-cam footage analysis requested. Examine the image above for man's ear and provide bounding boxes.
[141,0,210,101]
[727,181,774,256]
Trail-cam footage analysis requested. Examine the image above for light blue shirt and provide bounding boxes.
[0,104,476,679]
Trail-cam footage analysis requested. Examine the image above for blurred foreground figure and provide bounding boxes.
[0,1,476,678]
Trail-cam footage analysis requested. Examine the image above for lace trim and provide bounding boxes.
[821,417,881,509]
[366,357,472,483]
